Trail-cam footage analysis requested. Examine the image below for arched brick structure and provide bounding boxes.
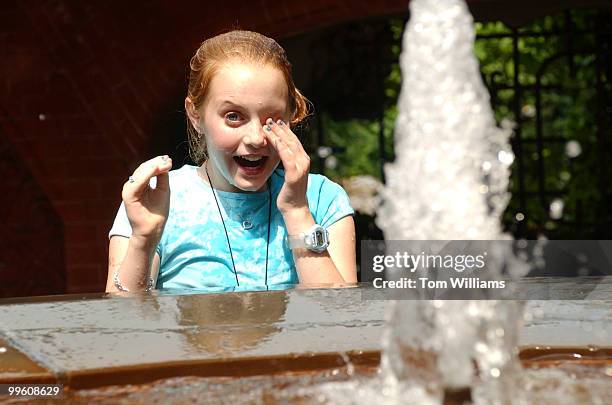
[1,0,609,296]
[0,119,65,298]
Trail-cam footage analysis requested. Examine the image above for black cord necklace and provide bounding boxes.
[204,163,272,287]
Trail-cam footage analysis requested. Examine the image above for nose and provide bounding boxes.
[242,122,267,149]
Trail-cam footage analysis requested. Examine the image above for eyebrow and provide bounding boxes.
[218,100,242,109]
[218,100,286,113]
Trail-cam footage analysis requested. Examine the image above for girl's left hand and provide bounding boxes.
[264,118,310,214]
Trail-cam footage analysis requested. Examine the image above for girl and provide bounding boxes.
[106,30,357,292]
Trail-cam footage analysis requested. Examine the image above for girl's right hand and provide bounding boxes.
[122,155,172,246]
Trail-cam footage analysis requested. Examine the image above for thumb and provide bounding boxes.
[124,156,172,201]
[154,157,172,192]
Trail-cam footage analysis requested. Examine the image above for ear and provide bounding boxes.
[185,97,202,133]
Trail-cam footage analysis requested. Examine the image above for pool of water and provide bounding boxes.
[4,362,609,404]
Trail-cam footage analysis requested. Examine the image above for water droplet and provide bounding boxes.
[317,146,332,158]
[425,151,439,172]
[549,199,564,219]
[498,150,514,165]
[325,156,338,170]
[475,342,487,353]
[565,140,582,158]
[500,118,516,130]
[577,267,589,277]
[521,104,536,118]
[559,171,571,182]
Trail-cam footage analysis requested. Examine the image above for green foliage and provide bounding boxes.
[477,10,609,238]
[322,115,380,178]
[319,10,610,238]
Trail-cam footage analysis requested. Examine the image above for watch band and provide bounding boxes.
[287,234,309,249]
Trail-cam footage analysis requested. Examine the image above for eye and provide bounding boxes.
[225,112,241,124]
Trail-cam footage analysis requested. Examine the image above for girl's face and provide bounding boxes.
[193,62,290,193]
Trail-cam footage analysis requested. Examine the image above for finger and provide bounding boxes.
[266,118,303,156]
[276,119,308,155]
[264,128,309,185]
[125,155,172,196]
[132,155,172,186]
[264,119,305,175]
[268,118,310,176]
[264,124,293,161]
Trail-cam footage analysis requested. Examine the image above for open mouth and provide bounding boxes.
[234,155,268,168]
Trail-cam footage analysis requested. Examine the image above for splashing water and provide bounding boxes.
[377,0,513,240]
[375,0,526,403]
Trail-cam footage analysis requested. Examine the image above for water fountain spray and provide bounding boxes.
[377,0,513,240]
[376,0,527,403]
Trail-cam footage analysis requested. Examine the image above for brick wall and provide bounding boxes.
[0,119,65,298]
[0,0,415,296]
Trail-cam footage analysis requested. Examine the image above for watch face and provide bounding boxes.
[314,229,325,247]
[308,226,329,253]
[290,225,329,253]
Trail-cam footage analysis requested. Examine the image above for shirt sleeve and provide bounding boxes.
[314,177,355,228]
[108,202,132,239]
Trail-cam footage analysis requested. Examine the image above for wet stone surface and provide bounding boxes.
[0,286,385,381]
[0,280,610,393]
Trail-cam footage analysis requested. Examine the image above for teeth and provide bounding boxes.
[241,155,263,162]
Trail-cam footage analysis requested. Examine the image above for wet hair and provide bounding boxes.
[186,30,310,165]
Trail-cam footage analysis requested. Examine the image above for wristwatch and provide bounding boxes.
[287,224,330,253]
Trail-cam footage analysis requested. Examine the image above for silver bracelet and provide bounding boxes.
[113,269,154,292]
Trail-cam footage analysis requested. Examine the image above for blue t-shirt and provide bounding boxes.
[109,165,354,290]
